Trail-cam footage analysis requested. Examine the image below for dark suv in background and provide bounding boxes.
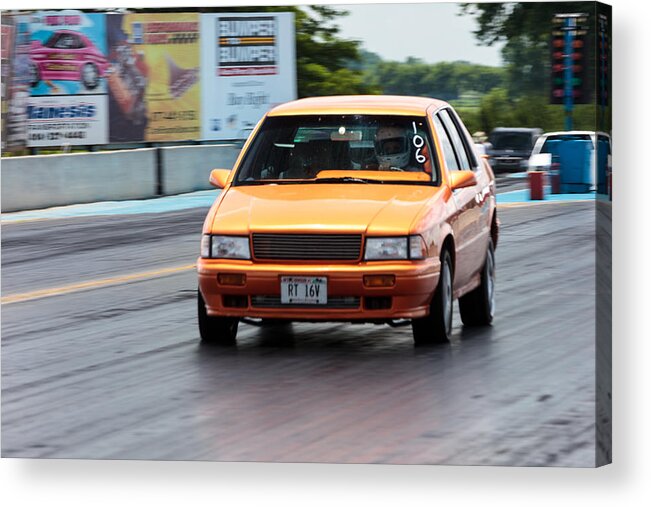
[486,127,543,173]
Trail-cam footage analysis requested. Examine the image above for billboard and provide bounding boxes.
[27,10,109,96]
[2,15,31,150]
[106,13,200,143]
[26,94,108,147]
[21,11,109,147]
[2,18,16,150]
[200,12,296,140]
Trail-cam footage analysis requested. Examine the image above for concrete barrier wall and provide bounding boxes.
[1,144,240,212]
[1,148,158,213]
[160,144,240,195]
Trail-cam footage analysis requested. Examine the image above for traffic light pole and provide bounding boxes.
[564,16,575,131]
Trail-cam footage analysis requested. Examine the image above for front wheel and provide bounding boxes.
[197,289,239,345]
[412,249,453,345]
[459,239,496,326]
[81,63,100,89]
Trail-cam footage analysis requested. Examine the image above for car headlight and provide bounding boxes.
[201,235,251,259]
[365,236,427,261]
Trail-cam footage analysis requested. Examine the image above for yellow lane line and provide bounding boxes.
[1,264,196,305]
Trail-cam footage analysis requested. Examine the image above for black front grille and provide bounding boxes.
[252,234,362,261]
[251,295,360,309]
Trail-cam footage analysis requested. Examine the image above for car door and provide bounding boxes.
[432,110,481,291]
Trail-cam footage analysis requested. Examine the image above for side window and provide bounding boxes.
[439,109,471,170]
[433,116,459,171]
[448,108,479,168]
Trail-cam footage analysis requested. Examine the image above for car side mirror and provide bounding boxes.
[449,170,477,190]
[209,169,231,189]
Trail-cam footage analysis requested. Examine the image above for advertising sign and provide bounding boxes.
[200,12,296,140]
[2,18,16,150]
[19,11,109,147]
[26,94,108,146]
[3,15,31,150]
[27,10,109,96]
[107,13,200,143]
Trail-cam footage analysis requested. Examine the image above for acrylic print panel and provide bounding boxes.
[0,1,611,468]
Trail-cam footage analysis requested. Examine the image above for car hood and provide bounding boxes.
[209,183,443,236]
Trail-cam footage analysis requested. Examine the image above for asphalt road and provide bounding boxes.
[1,200,601,466]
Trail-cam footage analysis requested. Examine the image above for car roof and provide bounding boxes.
[491,127,542,133]
[540,130,609,137]
[268,95,449,117]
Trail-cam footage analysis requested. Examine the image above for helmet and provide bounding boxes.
[375,126,410,169]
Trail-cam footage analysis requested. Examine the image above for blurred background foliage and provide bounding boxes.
[275,1,605,134]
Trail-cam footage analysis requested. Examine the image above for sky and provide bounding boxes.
[336,2,505,66]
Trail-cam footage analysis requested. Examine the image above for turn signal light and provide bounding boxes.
[218,273,246,286]
[364,275,395,287]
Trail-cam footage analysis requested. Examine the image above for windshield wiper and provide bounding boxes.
[313,177,377,184]
[235,177,434,186]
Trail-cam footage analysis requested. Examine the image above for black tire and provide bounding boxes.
[29,63,40,87]
[81,63,100,90]
[459,239,496,326]
[412,249,454,345]
[197,289,238,345]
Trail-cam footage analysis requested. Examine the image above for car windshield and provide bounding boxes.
[44,32,82,49]
[234,115,438,185]
[489,132,533,151]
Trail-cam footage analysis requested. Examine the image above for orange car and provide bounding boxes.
[197,95,498,345]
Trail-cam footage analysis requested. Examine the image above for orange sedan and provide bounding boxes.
[197,96,498,345]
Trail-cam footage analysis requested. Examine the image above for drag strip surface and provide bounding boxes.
[1,201,600,466]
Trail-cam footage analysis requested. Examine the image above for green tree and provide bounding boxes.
[462,2,607,132]
[365,59,505,101]
[461,2,595,99]
[292,5,379,97]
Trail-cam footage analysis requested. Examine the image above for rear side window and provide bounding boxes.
[439,110,471,170]
[433,116,459,171]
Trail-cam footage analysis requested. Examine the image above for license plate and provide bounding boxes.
[280,276,327,305]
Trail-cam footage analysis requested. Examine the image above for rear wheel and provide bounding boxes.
[197,289,238,345]
[459,239,495,326]
[412,249,453,345]
[29,62,40,87]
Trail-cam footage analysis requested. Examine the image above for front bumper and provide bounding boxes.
[489,156,528,172]
[197,258,440,321]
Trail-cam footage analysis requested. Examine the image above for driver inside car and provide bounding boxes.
[374,126,413,171]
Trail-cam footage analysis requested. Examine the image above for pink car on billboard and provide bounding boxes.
[29,30,109,90]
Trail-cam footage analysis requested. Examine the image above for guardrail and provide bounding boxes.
[1,144,240,212]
